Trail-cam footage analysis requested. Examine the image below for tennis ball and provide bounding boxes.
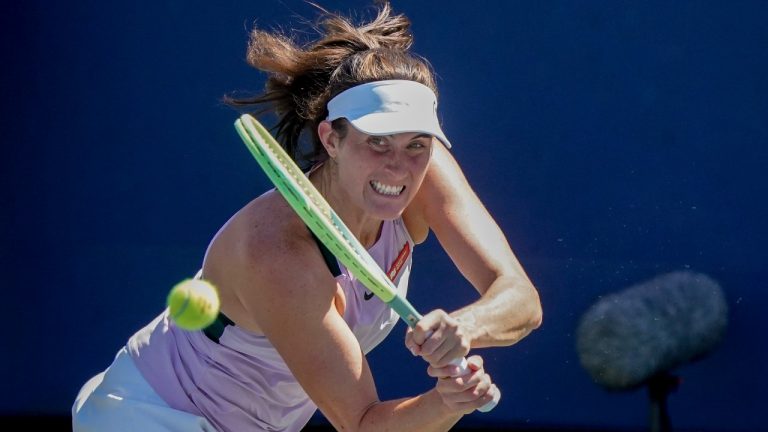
[167,278,220,331]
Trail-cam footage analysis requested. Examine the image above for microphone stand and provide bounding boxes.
[647,372,680,432]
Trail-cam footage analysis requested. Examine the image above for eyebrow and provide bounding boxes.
[382,133,433,140]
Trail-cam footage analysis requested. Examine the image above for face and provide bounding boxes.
[321,122,434,221]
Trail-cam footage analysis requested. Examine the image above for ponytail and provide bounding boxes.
[225,3,436,167]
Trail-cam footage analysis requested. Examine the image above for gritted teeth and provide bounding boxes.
[370,180,405,196]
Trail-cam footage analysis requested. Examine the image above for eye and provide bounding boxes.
[408,138,431,150]
[368,136,388,150]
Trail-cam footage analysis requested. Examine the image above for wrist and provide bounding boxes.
[424,387,465,419]
[452,309,485,348]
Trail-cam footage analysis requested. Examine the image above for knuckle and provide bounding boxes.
[480,392,493,403]
[482,379,491,390]
[415,321,430,334]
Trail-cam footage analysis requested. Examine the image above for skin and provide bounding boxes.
[201,120,542,432]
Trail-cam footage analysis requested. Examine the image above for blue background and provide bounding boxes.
[3,1,767,430]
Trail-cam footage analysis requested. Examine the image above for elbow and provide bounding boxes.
[496,279,543,345]
[526,284,543,331]
[529,303,543,331]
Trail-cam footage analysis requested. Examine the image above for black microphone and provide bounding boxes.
[576,270,728,391]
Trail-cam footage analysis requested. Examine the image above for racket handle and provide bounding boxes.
[449,357,500,412]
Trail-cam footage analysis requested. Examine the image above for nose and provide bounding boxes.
[382,147,408,177]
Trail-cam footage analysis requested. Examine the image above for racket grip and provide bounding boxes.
[450,357,500,412]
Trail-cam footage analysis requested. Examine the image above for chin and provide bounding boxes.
[366,203,405,221]
[367,199,408,221]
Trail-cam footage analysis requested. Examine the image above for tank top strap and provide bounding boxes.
[308,229,341,277]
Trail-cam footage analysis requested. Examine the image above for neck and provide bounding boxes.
[310,161,382,248]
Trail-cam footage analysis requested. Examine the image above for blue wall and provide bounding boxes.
[4,1,767,430]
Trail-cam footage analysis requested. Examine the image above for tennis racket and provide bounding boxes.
[234,114,499,412]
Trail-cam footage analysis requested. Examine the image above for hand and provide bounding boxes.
[405,309,472,367]
[428,355,499,414]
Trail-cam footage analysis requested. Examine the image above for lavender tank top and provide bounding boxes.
[127,218,414,432]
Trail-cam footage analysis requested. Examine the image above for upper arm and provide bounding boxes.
[407,144,532,293]
[232,219,379,431]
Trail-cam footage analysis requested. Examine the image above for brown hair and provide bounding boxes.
[225,3,437,167]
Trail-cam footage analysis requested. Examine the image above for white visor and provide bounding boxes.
[326,80,451,148]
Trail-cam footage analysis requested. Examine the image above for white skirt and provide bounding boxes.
[72,347,216,432]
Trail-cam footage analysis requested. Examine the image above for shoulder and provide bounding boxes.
[206,190,312,268]
[202,191,338,332]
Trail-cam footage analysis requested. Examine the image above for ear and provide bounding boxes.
[317,120,340,159]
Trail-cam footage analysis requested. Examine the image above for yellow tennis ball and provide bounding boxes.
[167,278,220,330]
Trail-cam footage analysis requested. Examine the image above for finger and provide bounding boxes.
[466,355,484,371]
[478,384,500,408]
[446,374,493,404]
[419,327,461,362]
[454,368,488,390]
[421,320,468,365]
[433,367,487,391]
[412,309,448,345]
[433,345,471,369]
[427,363,464,379]
[421,334,454,366]
[404,328,420,356]
[449,384,499,414]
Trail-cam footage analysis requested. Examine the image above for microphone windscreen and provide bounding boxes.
[576,271,728,390]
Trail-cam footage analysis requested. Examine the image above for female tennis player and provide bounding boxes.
[73,3,541,431]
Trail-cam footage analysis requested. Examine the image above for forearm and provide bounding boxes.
[452,275,542,348]
[358,389,463,432]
